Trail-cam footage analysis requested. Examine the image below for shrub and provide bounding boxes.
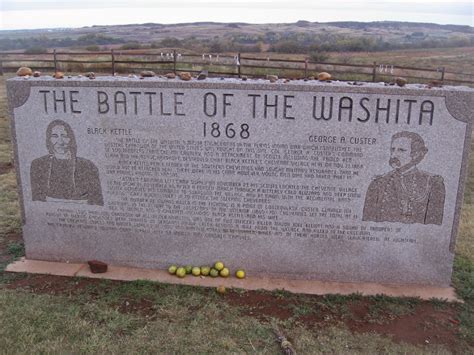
[120,42,142,50]
[270,40,305,54]
[24,46,48,54]
[160,37,182,48]
[309,51,330,63]
[85,45,100,51]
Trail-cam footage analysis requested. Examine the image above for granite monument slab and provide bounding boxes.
[7,76,473,286]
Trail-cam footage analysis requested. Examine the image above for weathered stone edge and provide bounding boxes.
[6,80,29,228]
[450,118,473,252]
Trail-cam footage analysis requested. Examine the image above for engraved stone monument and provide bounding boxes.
[7,77,473,286]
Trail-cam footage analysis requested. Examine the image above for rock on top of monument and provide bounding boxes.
[16,67,33,76]
[140,70,156,78]
[7,75,473,93]
[318,72,332,81]
[197,70,208,80]
[53,72,64,79]
[179,72,192,81]
[395,77,408,87]
[266,74,278,82]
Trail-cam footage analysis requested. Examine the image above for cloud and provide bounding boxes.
[0,1,472,30]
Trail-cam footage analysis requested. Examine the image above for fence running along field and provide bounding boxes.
[0,49,473,86]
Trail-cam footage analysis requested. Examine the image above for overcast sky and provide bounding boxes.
[0,0,472,30]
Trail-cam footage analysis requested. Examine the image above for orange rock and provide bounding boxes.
[179,72,192,81]
[16,67,33,76]
[53,72,64,79]
[318,72,331,81]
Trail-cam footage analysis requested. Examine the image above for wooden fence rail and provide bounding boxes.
[0,49,472,86]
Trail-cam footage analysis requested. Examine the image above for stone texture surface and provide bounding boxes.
[7,76,474,287]
[6,257,84,276]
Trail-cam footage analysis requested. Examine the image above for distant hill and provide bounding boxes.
[0,21,472,53]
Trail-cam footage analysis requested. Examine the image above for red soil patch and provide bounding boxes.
[116,298,157,320]
[6,274,108,296]
[225,290,463,349]
[225,290,294,320]
[346,301,460,349]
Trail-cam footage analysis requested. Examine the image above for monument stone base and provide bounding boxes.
[6,258,460,302]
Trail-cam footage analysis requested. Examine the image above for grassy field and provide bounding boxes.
[0,72,472,353]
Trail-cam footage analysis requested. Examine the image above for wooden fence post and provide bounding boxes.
[0,60,3,76]
[173,50,177,74]
[237,52,241,78]
[53,49,58,73]
[440,66,445,82]
[304,58,308,79]
[372,61,377,82]
[111,49,115,75]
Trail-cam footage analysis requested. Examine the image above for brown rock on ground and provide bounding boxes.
[318,72,332,81]
[33,71,41,77]
[165,73,176,79]
[140,70,156,77]
[395,77,408,87]
[85,72,96,79]
[179,72,192,81]
[88,260,108,274]
[16,67,33,76]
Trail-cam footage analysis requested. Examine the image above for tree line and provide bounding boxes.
[0,31,472,54]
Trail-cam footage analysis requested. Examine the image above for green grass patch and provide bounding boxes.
[0,171,21,237]
[452,255,474,343]
[0,289,453,354]
[6,242,24,259]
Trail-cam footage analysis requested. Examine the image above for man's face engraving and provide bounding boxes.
[389,137,412,169]
[50,125,71,156]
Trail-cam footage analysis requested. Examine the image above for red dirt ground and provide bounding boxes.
[224,289,463,349]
